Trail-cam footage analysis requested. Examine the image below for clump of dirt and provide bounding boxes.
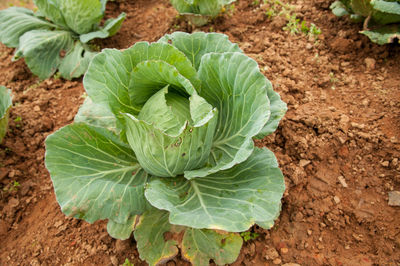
[1,0,399,265]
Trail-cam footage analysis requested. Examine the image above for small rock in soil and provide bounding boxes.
[364,58,376,70]
[338,176,348,188]
[110,255,118,266]
[388,191,400,206]
[273,258,282,265]
[264,247,279,260]
[282,264,301,266]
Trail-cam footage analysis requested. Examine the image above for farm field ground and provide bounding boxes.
[0,0,399,265]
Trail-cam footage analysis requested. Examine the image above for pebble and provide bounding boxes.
[338,176,348,188]
[307,229,312,236]
[282,264,301,266]
[364,57,376,70]
[110,255,118,266]
[264,247,279,260]
[299,160,311,168]
[273,258,282,265]
[388,191,400,206]
[280,247,289,254]
[33,106,40,112]
[333,196,340,204]
[306,43,313,50]
[381,161,389,167]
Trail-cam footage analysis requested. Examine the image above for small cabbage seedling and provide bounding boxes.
[330,0,400,44]
[45,32,287,266]
[0,0,126,80]
[0,86,12,143]
[171,0,236,26]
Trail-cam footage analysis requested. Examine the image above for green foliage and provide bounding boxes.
[330,0,400,44]
[240,231,260,242]
[0,86,12,143]
[263,0,322,39]
[45,32,287,266]
[170,0,237,26]
[122,258,134,266]
[0,0,126,80]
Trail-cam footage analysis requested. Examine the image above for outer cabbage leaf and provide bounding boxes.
[58,41,97,80]
[80,12,126,43]
[145,147,285,232]
[74,96,119,134]
[158,32,243,71]
[254,85,287,139]
[0,86,12,143]
[134,208,184,266]
[170,0,236,26]
[59,0,103,34]
[371,0,400,24]
[184,52,270,179]
[361,24,400,44]
[34,0,68,28]
[107,215,137,240]
[134,207,243,266]
[181,228,242,266]
[0,7,56,48]
[14,30,74,80]
[45,123,148,224]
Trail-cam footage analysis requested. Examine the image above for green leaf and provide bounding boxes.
[130,60,196,107]
[184,52,270,179]
[181,228,243,266]
[137,86,191,136]
[361,24,400,44]
[83,42,200,120]
[134,208,184,266]
[100,0,108,13]
[158,32,242,71]
[14,30,74,80]
[59,0,103,34]
[145,147,285,232]
[254,86,287,139]
[34,0,68,28]
[58,41,97,80]
[107,215,137,240]
[371,0,400,24]
[74,97,119,134]
[0,86,12,143]
[0,7,56,48]
[350,0,374,17]
[45,123,148,224]
[80,12,126,43]
[330,1,351,16]
[122,103,218,177]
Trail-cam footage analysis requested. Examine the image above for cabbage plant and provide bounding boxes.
[0,86,12,143]
[45,32,287,266]
[330,0,400,44]
[171,0,236,26]
[0,0,125,80]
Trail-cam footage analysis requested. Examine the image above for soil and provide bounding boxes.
[0,0,399,265]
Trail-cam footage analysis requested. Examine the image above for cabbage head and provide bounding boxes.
[171,0,236,26]
[330,0,400,44]
[45,32,287,266]
[0,0,125,79]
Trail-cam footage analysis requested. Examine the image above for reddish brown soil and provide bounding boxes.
[1,0,399,265]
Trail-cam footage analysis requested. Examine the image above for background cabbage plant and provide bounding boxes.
[0,0,125,80]
[0,86,12,143]
[171,0,236,26]
[330,0,400,44]
[45,32,287,266]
